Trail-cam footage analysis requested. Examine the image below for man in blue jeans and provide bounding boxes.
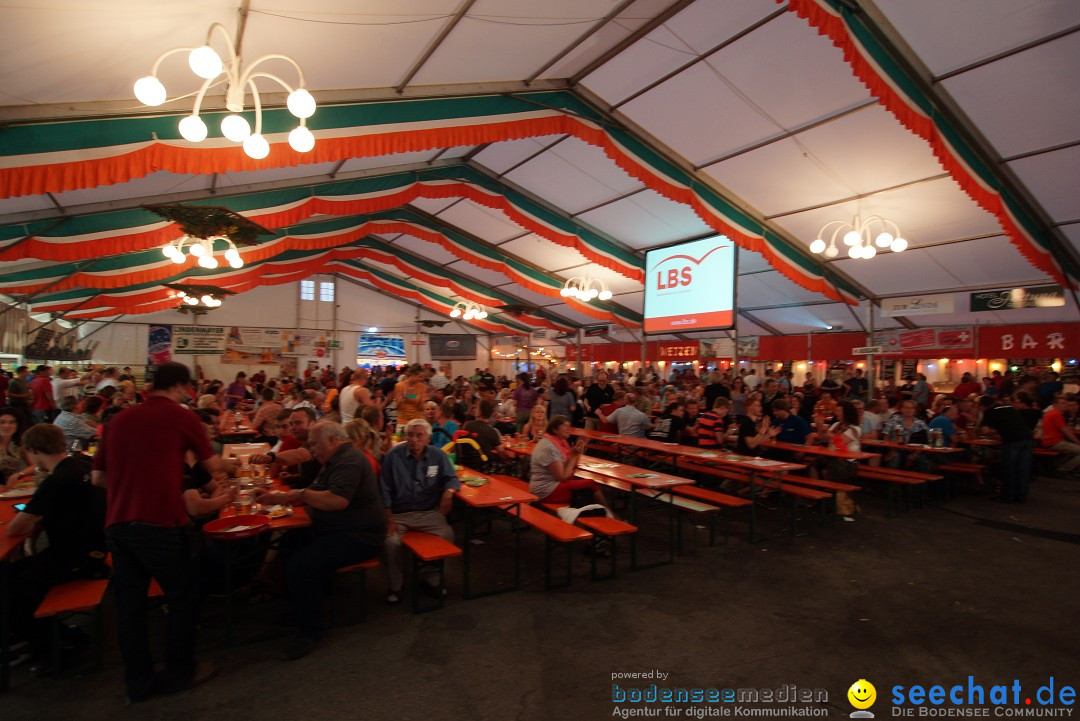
[978,396,1035,504]
[92,362,227,702]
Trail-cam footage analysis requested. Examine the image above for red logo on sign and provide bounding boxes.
[653,245,727,290]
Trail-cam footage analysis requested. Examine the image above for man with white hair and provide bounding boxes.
[379,418,460,605]
[53,395,98,450]
[255,420,384,660]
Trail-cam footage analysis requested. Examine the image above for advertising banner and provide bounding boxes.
[971,285,1064,311]
[644,237,735,333]
[147,324,172,364]
[172,325,226,355]
[872,327,974,356]
[879,293,955,317]
[357,333,406,361]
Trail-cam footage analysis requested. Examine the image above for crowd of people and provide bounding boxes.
[0,358,1076,699]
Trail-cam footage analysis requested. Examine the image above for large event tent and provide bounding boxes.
[1,0,1077,367]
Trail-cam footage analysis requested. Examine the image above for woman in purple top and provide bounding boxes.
[224,372,248,410]
[511,373,539,432]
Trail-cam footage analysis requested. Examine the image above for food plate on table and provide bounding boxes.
[203,514,270,540]
[0,487,35,499]
[627,473,659,478]
[260,505,292,519]
[460,476,489,487]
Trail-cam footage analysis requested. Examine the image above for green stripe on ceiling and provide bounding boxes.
[0,93,571,157]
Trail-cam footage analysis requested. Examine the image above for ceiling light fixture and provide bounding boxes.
[166,283,233,314]
[449,300,488,321]
[560,274,612,301]
[133,23,317,158]
[810,215,908,259]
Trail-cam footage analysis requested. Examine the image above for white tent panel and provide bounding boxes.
[581,24,707,106]
[1006,146,1080,223]
[489,284,564,309]
[616,291,644,314]
[409,0,622,86]
[388,234,462,265]
[832,251,968,295]
[499,235,588,269]
[442,260,511,288]
[736,271,822,308]
[406,197,461,215]
[1062,225,1080,257]
[0,193,53,218]
[874,0,1080,77]
[700,13,870,134]
[941,35,1080,157]
[471,138,559,175]
[620,62,784,166]
[338,151,443,174]
[736,248,776,275]
[503,138,643,214]
[746,305,843,334]
[243,2,461,92]
[772,177,1001,251]
[49,170,208,210]
[922,237,1053,288]
[662,0,786,56]
[216,161,348,190]
[432,199,526,242]
[540,0,670,78]
[735,317,772,337]
[536,304,612,327]
[576,189,713,249]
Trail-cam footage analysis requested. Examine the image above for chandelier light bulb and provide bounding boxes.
[228,256,243,269]
[598,290,612,301]
[559,287,570,297]
[479,311,488,319]
[200,295,213,305]
[188,46,223,79]
[890,237,908,253]
[848,244,864,259]
[178,114,208,142]
[875,232,894,248]
[809,238,826,254]
[220,114,251,142]
[862,244,877,259]
[464,310,474,320]
[224,247,240,263]
[185,296,199,305]
[162,245,176,259]
[288,125,315,153]
[133,76,167,106]
[450,308,461,318]
[188,241,205,257]
[243,133,270,159]
[197,254,218,269]
[824,245,839,259]
[286,89,316,119]
[842,230,861,246]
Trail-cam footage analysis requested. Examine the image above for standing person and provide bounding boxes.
[582,371,614,431]
[339,369,374,423]
[547,376,577,420]
[224,372,248,410]
[511,372,540,433]
[380,419,460,604]
[911,373,933,409]
[843,368,869,402]
[91,362,225,702]
[392,364,427,431]
[703,372,730,413]
[7,366,31,426]
[978,396,1035,503]
[29,365,57,424]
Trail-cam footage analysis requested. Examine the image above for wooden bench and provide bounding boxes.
[575,515,638,580]
[935,462,986,497]
[334,557,380,623]
[782,475,860,518]
[856,466,938,515]
[34,576,110,676]
[509,503,593,589]
[401,532,462,613]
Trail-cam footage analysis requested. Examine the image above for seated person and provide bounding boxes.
[255,421,384,660]
[430,399,460,448]
[597,394,652,438]
[520,403,549,443]
[529,416,610,509]
[647,402,686,443]
[881,400,932,473]
[1039,394,1080,476]
[680,400,701,446]
[735,398,779,456]
[52,395,99,450]
[380,419,460,606]
[696,397,732,451]
[5,424,107,670]
[764,399,810,463]
[1,407,32,489]
[459,400,514,474]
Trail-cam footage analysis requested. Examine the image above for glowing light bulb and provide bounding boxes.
[134,76,166,106]
[809,238,826,254]
[824,245,839,258]
[178,114,208,142]
[288,125,315,153]
[843,230,861,246]
[201,295,213,305]
[875,232,894,248]
[286,89,316,119]
[848,244,864,259]
[185,296,198,305]
[220,114,251,142]
[198,254,218,269]
[890,237,908,253]
[243,133,270,159]
[862,244,877,259]
[188,46,223,79]
[450,308,461,318]
[189,242,205,257]
[598,290,612,301]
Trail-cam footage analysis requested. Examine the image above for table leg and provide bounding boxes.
[462,505,473,599]
[0,558,10,692]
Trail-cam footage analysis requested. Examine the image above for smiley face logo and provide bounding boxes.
[848,679,877,712]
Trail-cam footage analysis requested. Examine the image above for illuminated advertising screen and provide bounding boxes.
[643,236,736,334]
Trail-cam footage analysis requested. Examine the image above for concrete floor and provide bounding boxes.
[5,472,1079,721]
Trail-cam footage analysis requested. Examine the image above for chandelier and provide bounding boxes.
[163,235,243,269]
[133,23,317,159]
[809,215,909,259]
[449,301,488,320]
[560,274,612,301]
[167,284,233,312]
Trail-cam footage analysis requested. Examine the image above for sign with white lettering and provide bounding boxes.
[644,237,735,333]
[971,285,1064,311]
[173,325,226,355]
[852,346,883,355]
[880,294,955,317]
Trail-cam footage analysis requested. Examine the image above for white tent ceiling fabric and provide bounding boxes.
[0,0,1077,341]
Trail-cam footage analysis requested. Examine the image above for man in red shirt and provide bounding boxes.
[1040,394,1080,475]
[92,362,225,702]
[952,372,982,400]
[596,391,626,434]
[29,365,56,423]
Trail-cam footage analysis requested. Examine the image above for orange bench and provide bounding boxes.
[510,503,593,589]
[856,466,938,515]
[670,484,752,545]
[576,515,638,581]
[334,557,380,623]
[401,532,461,613]
[34,576,110,676]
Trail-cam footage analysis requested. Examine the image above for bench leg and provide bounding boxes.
[590,535,618,582]
[544,537,573,590]
[411,557,446,615]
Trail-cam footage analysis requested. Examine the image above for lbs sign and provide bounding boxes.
[644,237,735,334]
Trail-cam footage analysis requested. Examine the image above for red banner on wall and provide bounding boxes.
[977,323,1080,359]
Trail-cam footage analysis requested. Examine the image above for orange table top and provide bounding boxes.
[456,467,537,507]
[861,438,963,454]
[0,498,29,560]
[761,439,878,461]
[577,456,694,489]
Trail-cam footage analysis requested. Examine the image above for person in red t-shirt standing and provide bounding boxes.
[28,365,56,424]
[92,362,226,702]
